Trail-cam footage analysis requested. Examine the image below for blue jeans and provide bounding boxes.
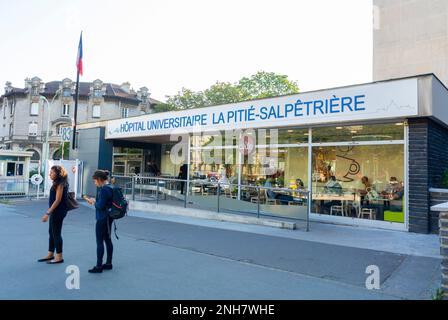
[96,218,113,267]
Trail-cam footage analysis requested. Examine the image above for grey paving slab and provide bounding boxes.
[0,201,441,300]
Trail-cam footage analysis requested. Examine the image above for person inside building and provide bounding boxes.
[178,163,188,194]
[324,176,342,193]
[382,177,404,199]
[264,176,300,205]
[322,176,343,213]
[147,161,160,176]
[357,176,374,205]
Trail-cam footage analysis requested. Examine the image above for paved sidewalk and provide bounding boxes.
[0,200,441,300]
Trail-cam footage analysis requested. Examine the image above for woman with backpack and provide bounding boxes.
[84,170,114,273]
[38,165,69,264]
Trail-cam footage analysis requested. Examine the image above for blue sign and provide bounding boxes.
[61,127,72,142]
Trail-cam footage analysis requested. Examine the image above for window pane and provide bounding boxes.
[278,128,309,144]
[312,123,404,143]
[241,147,308,188]
[92,105,101,118]
[311,145,405,223]
[30,103,39,115]
[16,164,24,176]
[191,131,233,148]
[189,146,240,212]
[239,147,309,219]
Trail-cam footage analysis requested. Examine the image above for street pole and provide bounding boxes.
[40,89,62,188]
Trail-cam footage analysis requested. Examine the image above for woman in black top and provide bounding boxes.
[38,165,68,264]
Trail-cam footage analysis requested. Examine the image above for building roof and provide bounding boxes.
[2,80,162,105]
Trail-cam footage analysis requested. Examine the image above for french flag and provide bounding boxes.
[76,32,83,76]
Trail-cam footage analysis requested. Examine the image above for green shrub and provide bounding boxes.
[442,169,448,188]
[432,288,444,300]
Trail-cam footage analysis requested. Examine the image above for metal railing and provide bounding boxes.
[0,178,44,200]
[113,175,311,231]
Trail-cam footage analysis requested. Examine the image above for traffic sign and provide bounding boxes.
[30,174,43,186]
[61,127,72,142]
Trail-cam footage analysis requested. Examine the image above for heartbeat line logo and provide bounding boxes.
[108,127,120,135]
[376,100,413,113]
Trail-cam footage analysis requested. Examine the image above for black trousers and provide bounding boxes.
[96,218,113,267]
[49,213,66,254]
[180,181,185,194]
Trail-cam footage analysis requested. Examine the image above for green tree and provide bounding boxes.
[153,71,299,113]
[152,102,178,113]
[237,71,300,100]
[165,88,206,110]
[203,81,244,106]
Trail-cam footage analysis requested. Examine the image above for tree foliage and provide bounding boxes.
[153,71,299,113]
[237,71,300,100]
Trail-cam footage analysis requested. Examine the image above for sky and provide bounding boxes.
[0,0,373,101]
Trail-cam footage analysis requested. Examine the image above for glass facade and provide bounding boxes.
[185,123,406,225]
[312,144,404,223]
[111,122,406,226]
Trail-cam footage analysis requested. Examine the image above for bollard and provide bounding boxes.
[156,179,160,204]
[440,211,448,300]
[217,183,221,213]
[184,180,187,208]
[306,191,311,232]
[131,176,135,201]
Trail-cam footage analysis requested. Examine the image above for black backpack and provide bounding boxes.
[106,184,128,220]
[105,184,128,240]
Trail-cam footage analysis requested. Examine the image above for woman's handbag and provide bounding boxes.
[66,191,79,211]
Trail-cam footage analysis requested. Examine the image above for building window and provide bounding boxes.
[30,102,39,116]
[92,105,101,118]
[121,107,129,118]
[26,149,40,161]
[62,88,72,98]
[62,104,70,117]
[31,86,39,96]
[9,123,13,136]
[93,89,103,98]
[56,125,62,136]
[112,147,143,175]
[187,123,406,225]
[311,144,405,223]
[312,123,404,143]
[55,124,70,137]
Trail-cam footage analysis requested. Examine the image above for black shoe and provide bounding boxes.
[88,266,103,273]
[102,263,113,270]
[38,256,54,262]
[47,259,64,264]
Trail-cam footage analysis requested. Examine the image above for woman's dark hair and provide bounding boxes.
[92,170,110,182]
[50,165,68,189]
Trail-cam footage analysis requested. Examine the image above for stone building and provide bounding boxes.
[0,77,160,175]
[373,0,448,86]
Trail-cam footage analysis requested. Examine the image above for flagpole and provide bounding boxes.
[72,31,82,150]
[72,70,79,150]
